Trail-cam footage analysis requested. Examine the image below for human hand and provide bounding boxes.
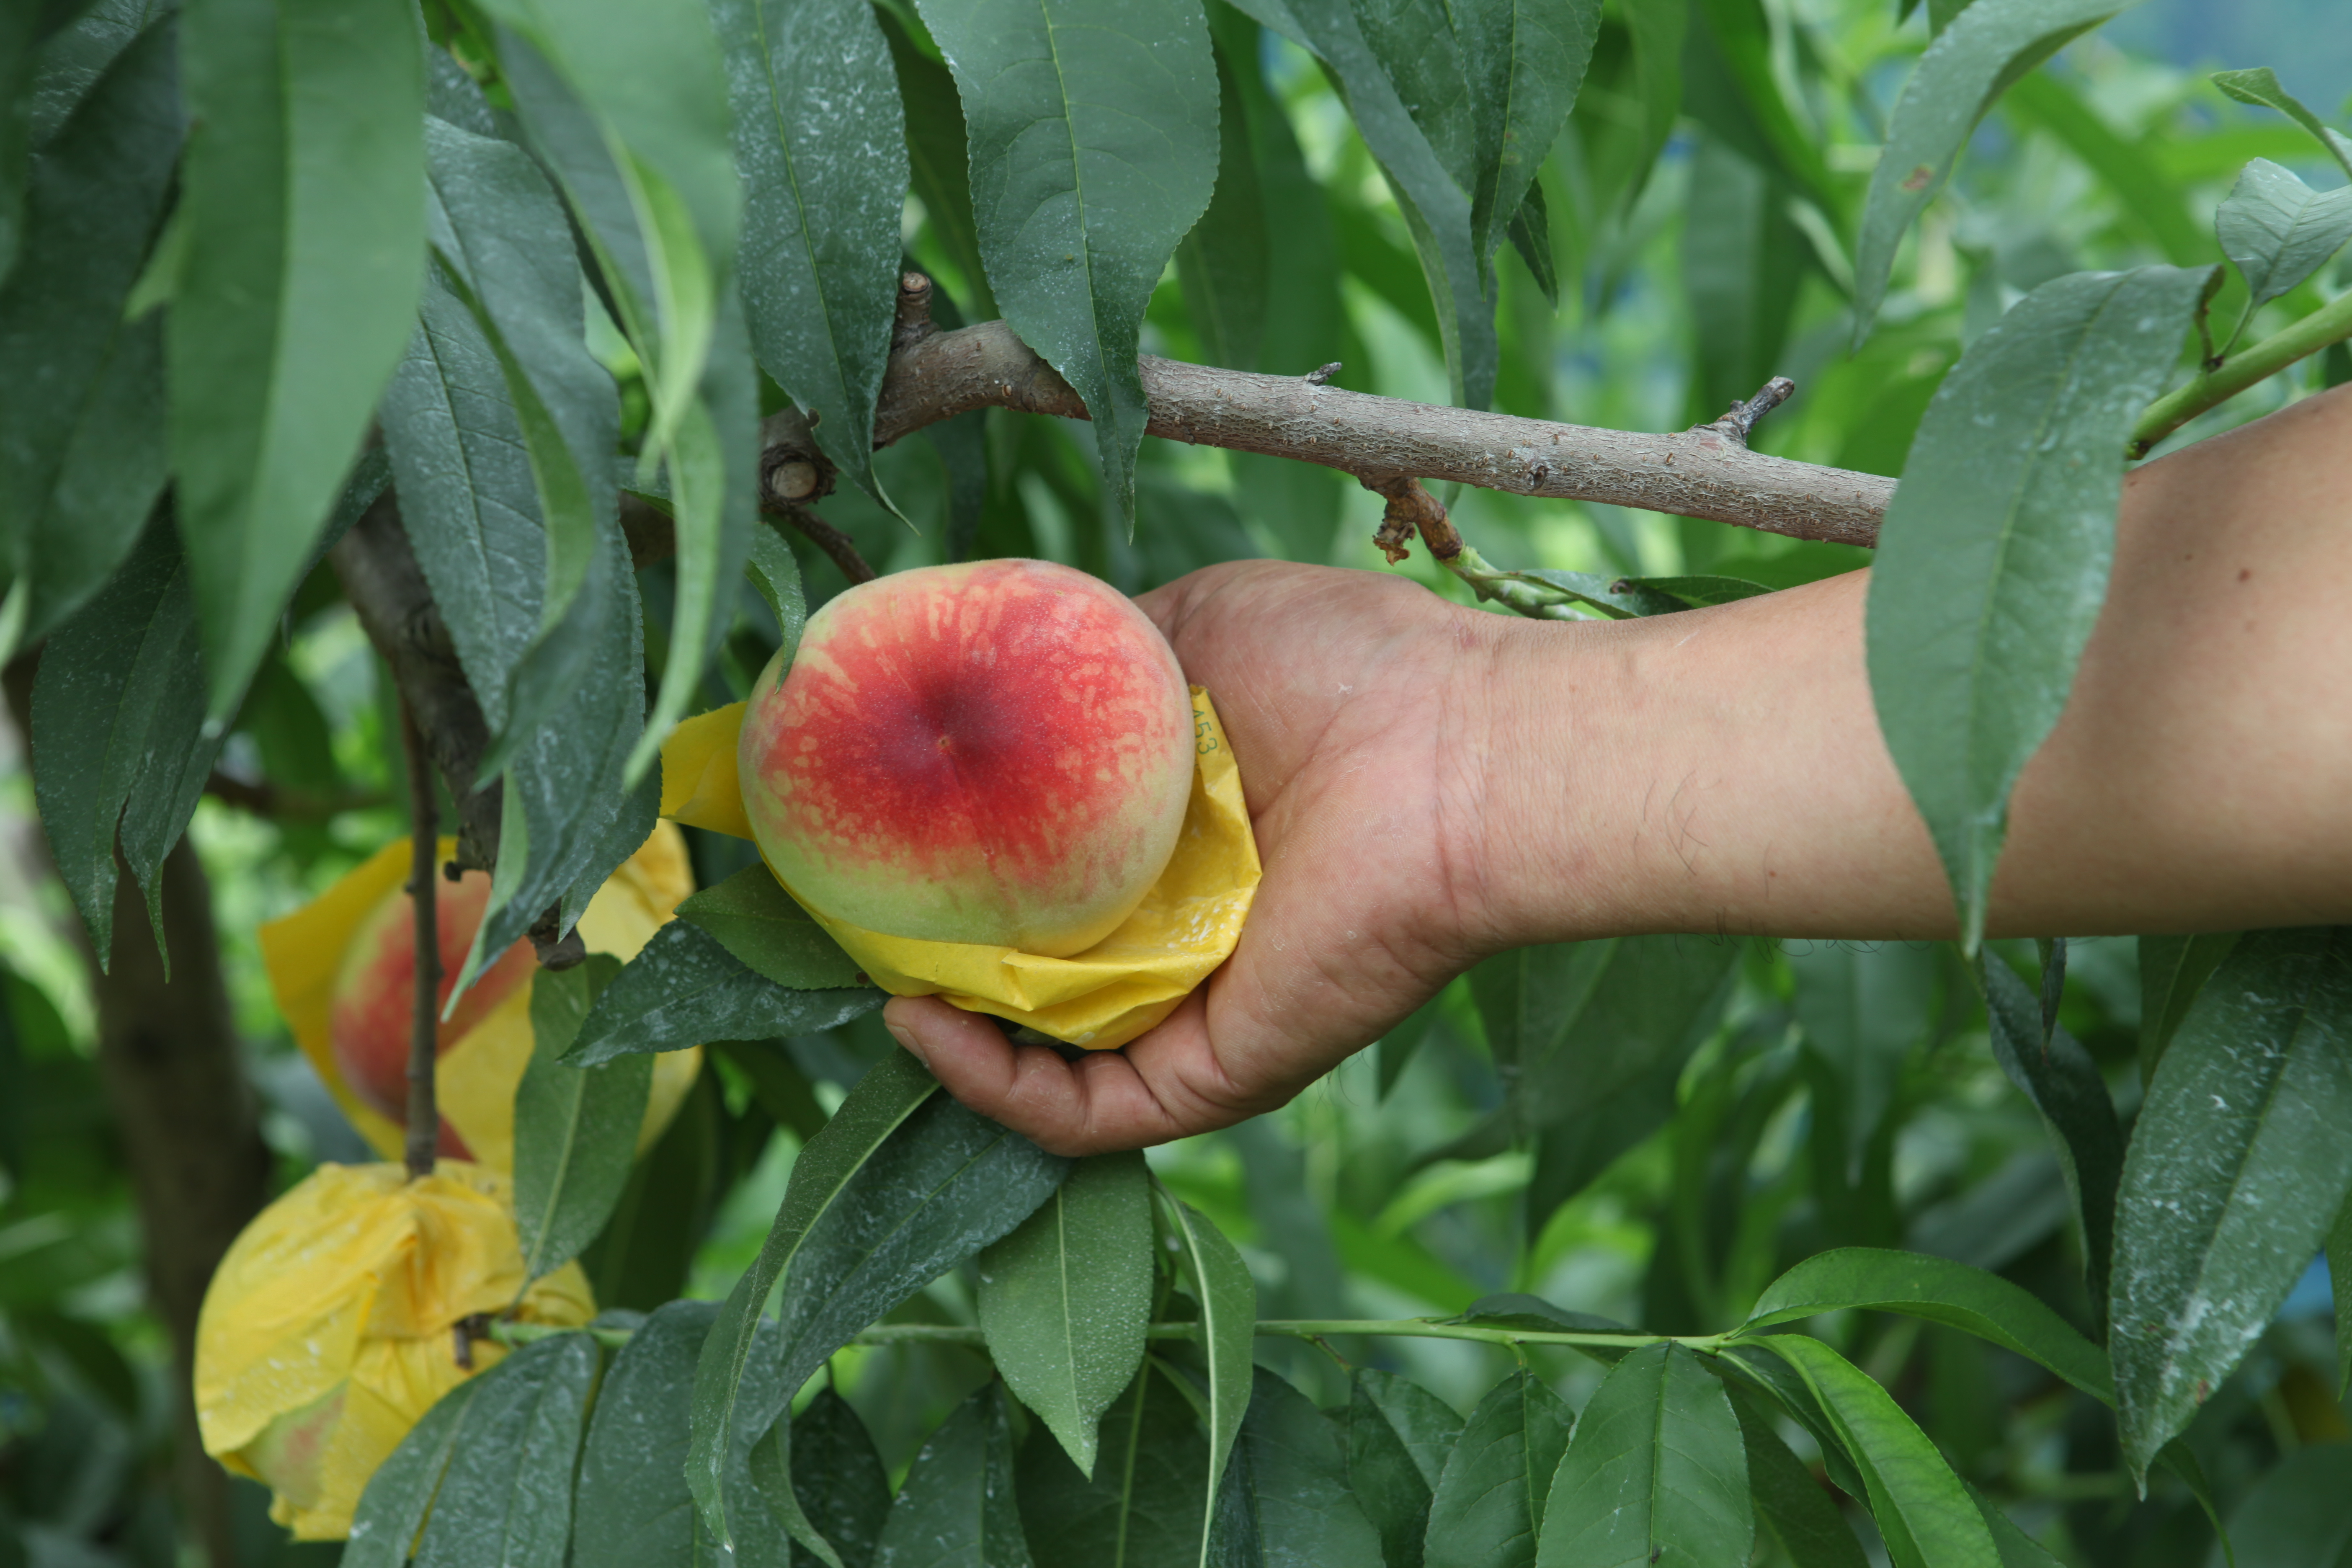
[881,560,1524,1155]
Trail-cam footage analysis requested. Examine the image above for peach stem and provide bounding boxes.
[401,699,440,1181]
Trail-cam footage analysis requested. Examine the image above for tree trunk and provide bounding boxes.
[91,836,271,1568]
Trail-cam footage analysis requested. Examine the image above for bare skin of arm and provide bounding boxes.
[884,381,2352,1155]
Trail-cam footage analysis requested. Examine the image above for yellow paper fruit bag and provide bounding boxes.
[259,823,701,1169]
[659,687,1260,1050]
[195,1161,594,1540]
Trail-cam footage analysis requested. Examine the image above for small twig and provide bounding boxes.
[1364,475,1462,565]
[777,504,878,585]
[400,699,441,1181]
[1704,376,1797,446]
[892,270,937,350]
[1305,361,1342,385]
[452,1314,489,1370]
[527,910,588,970]
[202,771,388,821]
[2131,286,2352,457]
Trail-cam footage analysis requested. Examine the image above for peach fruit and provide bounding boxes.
[328,869,534,1153]
[739,559,1194,956]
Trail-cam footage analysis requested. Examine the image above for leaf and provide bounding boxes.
[2212,68,2352,182]
[1207,1367,1384,1567]
[1155,1191,1257,1565]
[1471,935,1740,1134]
[1788,942,1937,1176]
[1710,1344,1867,1505]
[778,1388,892,1568]
[2215,1430,2352,1566]
[745,519,808,669]
[690,1055,1068,1562]
[0,15,175,648]
[1174,40,1269,372]
[2214,160,2352,330]
[2137,933,2236,1086]
[578,1065,723,1312]
[1506,184,1556,305]
[1422,1369,1574,1568]
[514,954,652,1281]
[1017,1360,1206,1568]
[566,918,882,1066]
[912,0,1217,520]
[1679,132,1806,426]
[879,8,992,318]
[30,514,223,964]
[869,1385,1032,1568]
[577,1299,783,1568]
[714,0,906,505]
[1535,1342,1751,1568]
[1977,952,2124,1326]
[1621,0,1688,217]
[978,1151,1153,1478]
[1852,0,2139,338]
[380,269,548,737]
[1756,1336,1999,1568]
[169,0,423,722]
[1337,1368,1464,1568]
[1999,72,2207,268]
[420,112,622,743]
[1864,265,2210,948]
[1454,0,1599,276]
[675,865,866,990]
[1725,1385,1867,1568]
[411,1333,601,1568]
[1743,1248,2112,1403]
[2109,927,2352,1478]
[1524,1054,1680,1235]
[342,1378,485,1568]
[1238,0,1495,407]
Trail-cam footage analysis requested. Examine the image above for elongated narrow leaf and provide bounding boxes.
[1726,1386,1867,1568]
[1853,0,2138,337]
[1745,1248,2111,1402]
[1424,1369,1574,1568]
[1233,0,1496,407]
[567,919,881,1066]
[912,0,1216,519]
[1338,1369,1463,1568]
[420,112,621,745]
[2331,1186,2352,1397]
[675,864,865,990]
[1978,953,2123,1325]
[380,268,546,737]
[2213,68,2352,181]
[774,1388,891,1568]
[1536,1342,1751,1568]
[714,0,905,504]
[30,515,222,962]
[342,1378,486,1568]
[979,1152,1152,1477]
[2213,1444,2352,1568]
[2215,160,2352,324]
[1789,942,1937,1176]
[1207,1367,1383,1567]
[745,517,807,667]
[0,17,175,647]
[690,1054,1066,1562]
[869,1385,1032,1568]
[412,1333,601,1568]
[1710,1344,1867,1505]
[2110,927,2352,1477]
[1018,1360,1205,1568]
[2137,933,2236,1086]
[170,0,423,720]
[1865,265,2208,948]
[1680,132,1806,427]
[1758,1336,1999,1568]
[1156,1192,1256,1565]
[1456,0,1599,274]
[880,10,992,318]
[1472,935,1739,1134]
[515,955,652,1281]
[577,1300,786,1568]
[1174,41,1269,372]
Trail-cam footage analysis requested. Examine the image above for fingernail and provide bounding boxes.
[885,1020,926,1064]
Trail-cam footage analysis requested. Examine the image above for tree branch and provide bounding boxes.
[868,317,1892,547]
[401,699,440,1181]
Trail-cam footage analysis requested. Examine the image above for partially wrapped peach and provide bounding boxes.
[258,823,701,1168]
[194,1161,593,1538]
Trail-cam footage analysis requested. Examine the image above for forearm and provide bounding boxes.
[1486,382,2352,944]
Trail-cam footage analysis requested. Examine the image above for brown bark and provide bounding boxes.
[93,838,272,1568]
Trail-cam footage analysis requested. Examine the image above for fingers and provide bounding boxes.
[879,993,1266,1155]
